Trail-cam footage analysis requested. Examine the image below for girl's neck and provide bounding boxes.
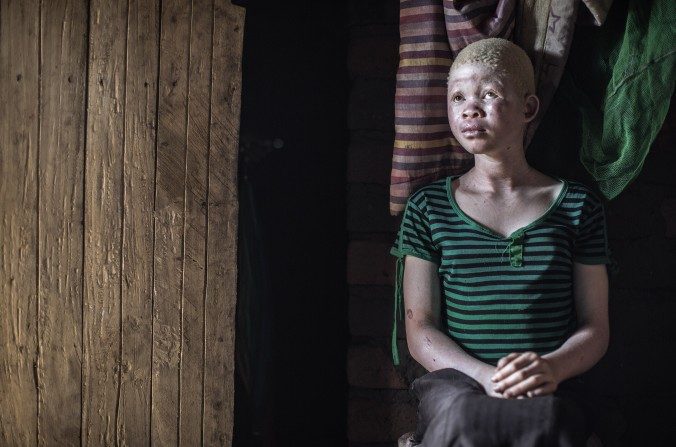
[463,149,535,193]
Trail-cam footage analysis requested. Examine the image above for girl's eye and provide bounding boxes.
[452,94,464,102]
[485,91,498,98]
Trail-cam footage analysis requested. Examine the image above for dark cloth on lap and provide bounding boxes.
[411,368,594,447]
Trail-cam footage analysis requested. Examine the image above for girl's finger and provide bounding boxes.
[496,352,520,370]
[492,352,538,382]
[493,360,543,393]
[502,374,546,398]
[528,383,556,397]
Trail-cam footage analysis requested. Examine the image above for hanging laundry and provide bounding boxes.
[516,0,586,144]
[389,0,614,214]
[574,0,675,199]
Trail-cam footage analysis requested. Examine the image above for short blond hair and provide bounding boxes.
[448,38,535,96]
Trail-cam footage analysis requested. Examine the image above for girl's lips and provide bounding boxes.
[461,125,486,133]
[461,126,486,137]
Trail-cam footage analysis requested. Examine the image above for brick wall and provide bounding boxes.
[345,1,676,445]
[346,2,418,446]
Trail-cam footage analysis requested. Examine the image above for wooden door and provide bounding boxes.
[0,1,244,445]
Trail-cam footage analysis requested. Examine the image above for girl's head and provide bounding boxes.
[448,38,535,97]
[446,39,539,154]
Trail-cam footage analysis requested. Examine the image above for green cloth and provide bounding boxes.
[577,0,675,199]
[390,176,610,366]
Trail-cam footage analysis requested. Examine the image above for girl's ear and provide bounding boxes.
[524,94,539,123]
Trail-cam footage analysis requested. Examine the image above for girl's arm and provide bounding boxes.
[492,262,609,397]
[404,255,503,397]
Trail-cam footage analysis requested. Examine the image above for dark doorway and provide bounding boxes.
[234,3,349,446]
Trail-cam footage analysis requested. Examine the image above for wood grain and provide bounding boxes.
[37,0,86,444]
[82,0,127,445]
[203,1,245,444]
[120,0,159,444]
[152,0,191,444]
[0,0,40,444]
[180,0,213,443]
[0,1,244,444]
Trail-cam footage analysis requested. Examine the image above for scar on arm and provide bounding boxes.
[425,336,432,347]
[406,309,413,319]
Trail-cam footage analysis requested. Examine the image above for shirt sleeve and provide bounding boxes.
[390,195,440,264]
[573,191,611,264]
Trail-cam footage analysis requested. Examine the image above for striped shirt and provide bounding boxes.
[391,175,610,365]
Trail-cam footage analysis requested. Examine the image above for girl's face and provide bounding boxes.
[447,63,537,156]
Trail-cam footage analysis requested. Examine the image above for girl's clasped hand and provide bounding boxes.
[491,351,560,399]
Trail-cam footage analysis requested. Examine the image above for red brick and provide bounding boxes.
[348,286,392,337]
[348,2,399,26]
[348,78,396,132]
[348,32,398,78]
[347,132,393,185]
[348,392,417,443]
[347,240,396,285]
[348,183,399,233]
[348,344,408,389]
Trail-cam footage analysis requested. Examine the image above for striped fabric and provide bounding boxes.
[390,176,610,365]
[391,0,517,214]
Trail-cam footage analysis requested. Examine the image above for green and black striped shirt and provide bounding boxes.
[391,176,610,365]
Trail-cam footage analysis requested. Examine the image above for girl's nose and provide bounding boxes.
[462,106,483,119]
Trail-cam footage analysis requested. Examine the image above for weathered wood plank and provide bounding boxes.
[152,0,191,444]
[37,0,86,444]
[0,0,40,444]
[180,0,212,444]
[82,1,127,445]
[203,1,245,445]
[119,0,159,444]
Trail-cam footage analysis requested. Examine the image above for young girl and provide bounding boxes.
[391,38,610,446]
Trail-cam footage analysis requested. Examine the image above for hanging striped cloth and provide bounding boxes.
[389,0,614,214]
[390,0,517,215]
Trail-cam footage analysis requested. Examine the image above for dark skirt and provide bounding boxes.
[410,368,596,447]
